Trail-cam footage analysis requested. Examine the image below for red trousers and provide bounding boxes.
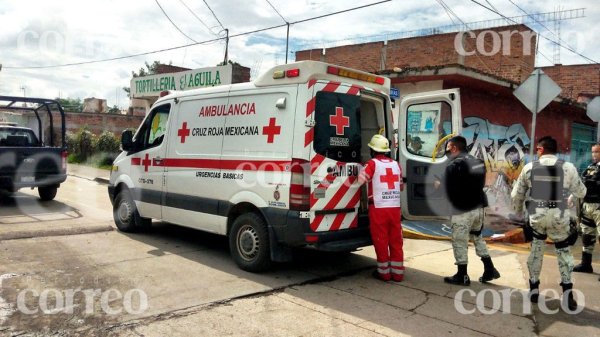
[369,206,404,281]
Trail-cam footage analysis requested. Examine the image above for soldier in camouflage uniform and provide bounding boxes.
[511,136,586,311]
[571,143,600,279]
[436,136,500,286]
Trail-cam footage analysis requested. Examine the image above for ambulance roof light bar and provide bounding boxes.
[326,66,385,85]
[272,68,300,79]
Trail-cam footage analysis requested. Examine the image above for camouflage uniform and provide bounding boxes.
[580,163,600,255]
[511,154,587,284]
[451,208,489,265]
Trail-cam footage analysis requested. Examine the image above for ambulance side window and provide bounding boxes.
[406,101,451,158]
[314,91,362,163]
[136,104,170,150]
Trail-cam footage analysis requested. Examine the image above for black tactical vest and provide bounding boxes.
[446,154,488,213]
[583,163,600,202]
[530,160,564,201]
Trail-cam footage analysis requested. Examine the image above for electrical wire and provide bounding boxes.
[472,0,598,64]
[506,0,579,60]
[203,0,226,31]
[437,0,457,25]
[177,0,220,36]
[435,0,494,73]
[155,0,198,43]
[4,0,390,70]
[266,0,288,23]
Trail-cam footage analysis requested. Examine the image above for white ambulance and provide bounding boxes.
[108,61,462,271]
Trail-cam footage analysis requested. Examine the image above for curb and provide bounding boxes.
[0,225,114,241]
[67,173,109,185]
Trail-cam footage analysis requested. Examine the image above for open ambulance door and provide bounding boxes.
[398,89,462,220]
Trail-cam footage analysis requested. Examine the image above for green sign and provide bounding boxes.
[130,64,233,98]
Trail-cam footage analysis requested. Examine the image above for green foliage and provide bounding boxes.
[95,131,120,153]
[75,127,96,161]
[131,60,172,78]
[217,60,241,66]
[67,127,120,168]
[108,105,121,114]
[65,131,77,155]
[56,97,83,112]
[122,86,131,98]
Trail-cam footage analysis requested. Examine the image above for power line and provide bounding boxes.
[4,0,390,70]
[177,0,220,36]
[295,8,583,51]
[438,1,457,25]
[266,0,288,23]
[203,0,225,31]
[155,0,198,43]
[471,0,598,64]
[435,0,494,73]
[506,0,578,64]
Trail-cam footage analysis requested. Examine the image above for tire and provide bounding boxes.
[38,186,58,201]
[229,213,272,272]
[113,189,151,232]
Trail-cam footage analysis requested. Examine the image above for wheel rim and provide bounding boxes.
[236,224,260,261]
[117,200,132,224]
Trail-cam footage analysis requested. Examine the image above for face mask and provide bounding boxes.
[445,148,452,157]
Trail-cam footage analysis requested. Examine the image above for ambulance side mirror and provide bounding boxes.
[121,130,134,152]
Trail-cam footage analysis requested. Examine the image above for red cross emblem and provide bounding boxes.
[178,122,190,143]
[329,107,350,135]
[262,118,281,143]
[380,168,399,189]
[142,153,152,172]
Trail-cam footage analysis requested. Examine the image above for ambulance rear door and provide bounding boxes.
[398,89,461,220]
[307,81,391,234]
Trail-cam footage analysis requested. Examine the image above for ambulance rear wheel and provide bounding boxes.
[229,213,271,272]
[113,189,150,232]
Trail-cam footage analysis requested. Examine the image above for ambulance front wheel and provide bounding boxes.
[229,213,272,272]
[113,189,151,232]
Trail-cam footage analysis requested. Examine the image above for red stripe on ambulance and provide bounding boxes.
[329,190,361,231]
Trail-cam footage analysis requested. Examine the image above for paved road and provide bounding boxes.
[1,174,599,336]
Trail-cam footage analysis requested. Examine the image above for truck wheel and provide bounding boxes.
[229,213,272,272]
[38,186,58,201]
[113,189,151,232]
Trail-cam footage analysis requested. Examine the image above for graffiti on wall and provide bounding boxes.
[461,116,531,221]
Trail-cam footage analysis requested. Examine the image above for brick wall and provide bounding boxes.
[542,64,600,102]
[296,24,536,83]
[65,112,144,136]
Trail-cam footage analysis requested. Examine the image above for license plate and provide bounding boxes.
[21,176,35,183]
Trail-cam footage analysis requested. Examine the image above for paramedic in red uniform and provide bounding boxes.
[358,134,405,282]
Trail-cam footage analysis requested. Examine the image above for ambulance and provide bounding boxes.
[108,61,462,272]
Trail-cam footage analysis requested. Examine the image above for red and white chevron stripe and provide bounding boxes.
[304,80,367,232]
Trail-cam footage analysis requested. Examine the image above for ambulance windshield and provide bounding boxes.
[313,91,362,163]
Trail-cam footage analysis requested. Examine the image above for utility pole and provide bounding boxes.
[20,85,26,97]
[223,28,229,65]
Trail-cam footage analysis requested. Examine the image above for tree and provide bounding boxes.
[56,97,83,112]
[131,60,172,78]
[217,60,241,66]
[124,60,173,98]
[108,105,120,114]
